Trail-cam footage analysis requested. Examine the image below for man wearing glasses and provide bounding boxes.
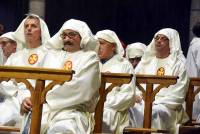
[21,19,101,134]
[133,28,189,134]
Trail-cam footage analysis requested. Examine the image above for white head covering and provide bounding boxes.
[46,19,99,52]
[14,14,50,50]
[95,29,125,57]
[140,28,185,66]
[126,42,146,59]
[0,32,16,42]
[0,32,17,64]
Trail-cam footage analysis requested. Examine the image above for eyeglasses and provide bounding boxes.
[60,31,79,39]
[154,36,168,41]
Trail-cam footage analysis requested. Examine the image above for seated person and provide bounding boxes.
[21,19,101,134]
[0,32,17,64]
[133,28,189,133]
[126,42,146,69]
[125,42,146,127]
[0,14,50,126]
[95,29,136,134]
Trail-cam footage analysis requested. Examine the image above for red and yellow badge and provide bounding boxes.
[157,67,165,76]
[28,54,38,65]
[63,60,73,71]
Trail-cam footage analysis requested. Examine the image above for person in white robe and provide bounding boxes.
[134,28,189,134]
[186,21,200,121]
[95,29,136,134]
[125,42,146,127]
[0,32,17,65]
[0,14,50,126]
[0,32,17,105]
[21,19,101,134]
[126,42,146,69]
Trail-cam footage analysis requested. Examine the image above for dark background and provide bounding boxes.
[0,0,191,55]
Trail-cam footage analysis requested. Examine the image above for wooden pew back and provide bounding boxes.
[179,77,200,134]
[124,74,178,134]
[93,72,133,133]
[185,77,200,125]
[0,66,74,134]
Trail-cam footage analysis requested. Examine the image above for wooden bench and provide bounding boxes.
[0,66,74,134]
[124,74,178,134]
[93,72,133,133]
[179,77,200,134]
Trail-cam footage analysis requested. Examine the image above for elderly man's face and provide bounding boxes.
[60,29,81,52]
[154,34,170,57]
[98,38,115,60]
[0,37,17,58]
[24,18,41,47]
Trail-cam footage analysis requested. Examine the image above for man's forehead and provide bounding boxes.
[156,34,167,38]
[98,38,113,45]
[62,29,78,33]
[0,37,13,42]
[24,18,40,25]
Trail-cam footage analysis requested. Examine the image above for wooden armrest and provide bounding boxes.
[124,127,169,133]
[191,121,200,126]
[0,126,20,132]
[183,120,200,126]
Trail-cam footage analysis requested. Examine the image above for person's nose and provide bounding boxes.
[63,35,71,41]
[26,25,32,32]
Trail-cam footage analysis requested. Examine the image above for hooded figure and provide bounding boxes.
[21,19,101,134]
[45,19,99,52]
[95,29,136,134]
[126,42,146,59]
[126,42,146,68]
[134,28,189,134]
[0,32,17,64]
[0,14,50,127]
[14,14,50,51]
[125,42,147,127]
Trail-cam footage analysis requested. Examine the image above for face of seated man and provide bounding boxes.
[60,29,82,52]
[154,34,170,58]
[24,17,41,48]
[0,37,17,58]
[98,38,116,61]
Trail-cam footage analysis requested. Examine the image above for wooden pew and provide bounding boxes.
[124,74,178,134]
[0,66,74,134]
[179,77,200,134]
[93,72,133,133]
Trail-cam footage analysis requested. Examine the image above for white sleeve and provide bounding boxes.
[105,63,136,111]
[46,53,101,110]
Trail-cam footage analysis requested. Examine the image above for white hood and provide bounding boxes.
[14,14,50,50]
[45,19,99,52]
[126,42,146,59]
